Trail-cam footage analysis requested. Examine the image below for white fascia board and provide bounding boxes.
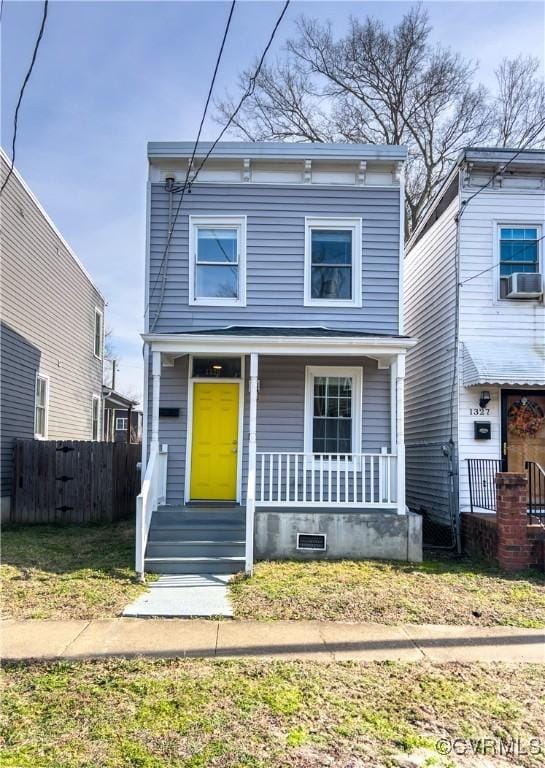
[141,333,417,357]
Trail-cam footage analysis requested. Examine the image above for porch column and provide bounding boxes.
[150,350,161,452]
[396,353,406,515]
[245,352,259,575]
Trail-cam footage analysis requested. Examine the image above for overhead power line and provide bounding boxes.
[1,0,49,195]
[147,0,291,327]
[149,0,237,332]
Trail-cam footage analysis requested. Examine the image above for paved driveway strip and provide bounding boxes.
[2,619,544,663]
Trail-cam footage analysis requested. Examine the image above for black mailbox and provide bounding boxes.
[159,407,180,418]
[474,421,491,440]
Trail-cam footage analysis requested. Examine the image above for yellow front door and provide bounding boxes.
[190,383,239,500]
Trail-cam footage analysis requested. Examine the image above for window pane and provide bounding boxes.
[312,375,353,454]
[196,264,238,298]
[311,266,352,300]
[192,357,241,378]
[35,407,45,437]
[94,312,102,356]
[197,228,238,263]
[311,230,352,265]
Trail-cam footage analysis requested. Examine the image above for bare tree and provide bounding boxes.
[493,55,545,148]
[216,6,544,233]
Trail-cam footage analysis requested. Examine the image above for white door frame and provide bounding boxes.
[184,354,245,504]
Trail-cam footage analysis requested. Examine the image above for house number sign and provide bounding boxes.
[469,408,490,416]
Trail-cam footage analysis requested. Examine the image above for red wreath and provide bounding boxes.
[508,399,545,437]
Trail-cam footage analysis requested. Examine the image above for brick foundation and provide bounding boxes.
[461,512,497,562]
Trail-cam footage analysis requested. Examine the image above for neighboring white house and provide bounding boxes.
[404,147,545,540]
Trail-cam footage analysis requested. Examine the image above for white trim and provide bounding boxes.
[245,352,259,574]
[144,180,152,333]
[303,366,363,462]
[115,416,128,431]
[184,354,245,504]
[188,215,247,307]
[398,167,405,333]
[304,217,362,308]
[34,372,49,440]
[0,148,105,300]
[143,333,416,358]
[492,220,544,303]
[94,306,104,360]
[141,343,150,475]
[91,394,101,441]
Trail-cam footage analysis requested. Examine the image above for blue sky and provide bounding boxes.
[2,0,544,401]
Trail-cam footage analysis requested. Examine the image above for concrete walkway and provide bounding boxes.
[123,574,233,618]
[2,619,544,663]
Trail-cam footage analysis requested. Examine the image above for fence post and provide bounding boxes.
[496,472,531,572]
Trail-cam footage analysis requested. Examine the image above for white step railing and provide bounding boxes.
[255,452,397,508]
[135,443,168,577]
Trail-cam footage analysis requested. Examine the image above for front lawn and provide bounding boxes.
[2,659,543,767]
[231,557,545,628]
[1,521,151,619]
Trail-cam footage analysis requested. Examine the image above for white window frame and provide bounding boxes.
[189,215,247,307]
[303,366,363,464]
[92,395,101,441]
[34,372,49,440]
[304,217,362,308]
[494,221,543,302]
[94,307,103,359]
[115,416,128,431]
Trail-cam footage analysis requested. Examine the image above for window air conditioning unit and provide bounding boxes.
[506,272,543,299]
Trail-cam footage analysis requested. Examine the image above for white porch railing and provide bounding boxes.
[135,443,168,577]
[255,452,397,508]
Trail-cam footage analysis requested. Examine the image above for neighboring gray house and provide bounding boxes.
[136,141,419,577]
[0,150,105,519]
[404,148,545,542]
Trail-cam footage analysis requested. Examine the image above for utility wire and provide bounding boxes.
[147,0,290,326]
[148,0,236,331]
[1,0,49,195]
[459,232,545,286]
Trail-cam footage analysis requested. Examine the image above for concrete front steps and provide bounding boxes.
[144,505,246,575]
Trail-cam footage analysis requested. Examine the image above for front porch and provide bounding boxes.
[136,327,417,576]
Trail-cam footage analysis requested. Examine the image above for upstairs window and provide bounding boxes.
[94,308,103,358]
[499,226,540,298]
[304,218,362,307]
[34,374,48,439]
[189,216,246,306]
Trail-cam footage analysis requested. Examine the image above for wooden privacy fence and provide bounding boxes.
[12,439,142,524]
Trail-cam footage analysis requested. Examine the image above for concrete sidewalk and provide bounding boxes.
[2,619,544,663]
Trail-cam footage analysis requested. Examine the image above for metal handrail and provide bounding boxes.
[526,461,545,520]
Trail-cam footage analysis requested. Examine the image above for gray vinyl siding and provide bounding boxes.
[148,184,401,334]
[0,156,104,501]
[153,354,391,504]
[404,194,460,524]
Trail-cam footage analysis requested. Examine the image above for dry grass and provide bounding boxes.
[2,659,544,768]
[230,557,545,628]
[1,521,152,619]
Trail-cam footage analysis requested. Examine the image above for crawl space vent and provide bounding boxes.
[297,533,326,551]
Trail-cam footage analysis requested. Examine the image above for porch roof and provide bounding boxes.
[463,341,545,386]
[143,326,416,357]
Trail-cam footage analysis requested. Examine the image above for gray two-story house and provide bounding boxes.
[136,141,419,577]
[0,150,105,520]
